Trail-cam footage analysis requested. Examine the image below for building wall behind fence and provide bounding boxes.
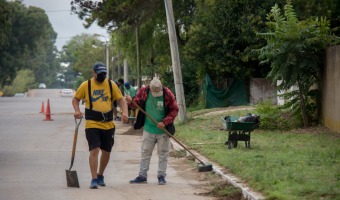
[249,78,277,105]
[322,45,340,133]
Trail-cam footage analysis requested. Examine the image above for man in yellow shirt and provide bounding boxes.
[72,62,128,189]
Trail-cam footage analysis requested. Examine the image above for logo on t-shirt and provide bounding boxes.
[157,101,164,110]
[91,89,107,102]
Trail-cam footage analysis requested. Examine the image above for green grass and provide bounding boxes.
[175,108,340,200]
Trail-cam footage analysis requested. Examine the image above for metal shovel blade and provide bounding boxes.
[65,169,79,188]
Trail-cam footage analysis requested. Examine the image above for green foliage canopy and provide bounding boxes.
[254,0,336,126]
[0,1,59,87]
[68,0,340,110]
[60,34,110,80]
[71,0,163,29]
[2,69,36,96]
[185,0,277,80]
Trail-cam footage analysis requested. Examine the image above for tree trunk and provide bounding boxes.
[297,80,309,127]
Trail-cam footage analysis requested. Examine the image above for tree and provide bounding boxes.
[71,0,162,29]
[184,0,281,81]
[0,0,12,47]
[72,0,165,88]
[110,9,171,79]
[60,34,110,81]
[0,1,25,86]
[254,0,336,127]
[70,0,340,112]
[71,0,191,119]
[0,1,59,87]
[2,69,36,96]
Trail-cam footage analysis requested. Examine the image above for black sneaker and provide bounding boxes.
[129,176,147,184]
[158,176,166,185]
[97,174,106,186]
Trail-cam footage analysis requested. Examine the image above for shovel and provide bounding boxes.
[65,117,82,188]
[131,100,213,172]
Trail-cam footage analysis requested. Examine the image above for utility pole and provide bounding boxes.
[124,59,129,83]
[111,54,115,80]
[164,0,187,122]
[118,52,121,78]
[105,43,109,79]
[136,21,141,89]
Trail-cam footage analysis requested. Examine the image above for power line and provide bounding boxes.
[56,36,74,40]
[46,10,70,12]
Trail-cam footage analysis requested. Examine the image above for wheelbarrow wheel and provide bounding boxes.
[232,140,238,148]
[226,141,237,149]
[227,141,232,149]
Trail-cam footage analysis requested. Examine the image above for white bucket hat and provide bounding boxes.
[150,78,163,97]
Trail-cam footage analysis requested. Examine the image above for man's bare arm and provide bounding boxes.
[72,97,82,119]
[117,97,128,123]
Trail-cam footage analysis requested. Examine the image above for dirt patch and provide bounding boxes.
[121,126,143,136]
[168,154,243,200]
[199,181,244,200]
[291,126,340,137]
[169,144,243,200]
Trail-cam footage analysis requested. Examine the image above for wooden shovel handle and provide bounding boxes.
[69,117,82,171]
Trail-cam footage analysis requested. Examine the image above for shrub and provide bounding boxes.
[255,101,302,130]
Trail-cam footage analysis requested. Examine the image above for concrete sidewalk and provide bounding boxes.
[0,97,215,200]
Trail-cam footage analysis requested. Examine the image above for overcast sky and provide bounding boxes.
[22,0,108,51]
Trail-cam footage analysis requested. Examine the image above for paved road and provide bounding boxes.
[0,92,216,200]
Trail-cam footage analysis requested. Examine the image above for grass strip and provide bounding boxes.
[175,109,340,199]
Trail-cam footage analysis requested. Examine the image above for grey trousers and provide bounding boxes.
[139,131,170,178]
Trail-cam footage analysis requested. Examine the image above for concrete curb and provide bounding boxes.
[170,139,265,200]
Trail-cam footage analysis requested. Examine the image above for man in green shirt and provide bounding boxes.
[125,78,179,185]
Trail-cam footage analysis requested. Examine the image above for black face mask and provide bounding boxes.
[96,73,106,83]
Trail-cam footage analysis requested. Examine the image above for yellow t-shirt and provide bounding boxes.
[74,78,123,130]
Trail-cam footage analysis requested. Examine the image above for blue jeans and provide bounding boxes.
[139,131,170,178]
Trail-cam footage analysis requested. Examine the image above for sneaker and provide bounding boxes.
[158,176,166,185]
[97,174,106,186]
[90,178,98,189]
[129,176,147,184]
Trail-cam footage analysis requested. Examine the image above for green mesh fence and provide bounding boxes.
[202,74,248,108]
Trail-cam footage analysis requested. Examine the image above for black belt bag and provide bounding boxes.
[85,108,113,122]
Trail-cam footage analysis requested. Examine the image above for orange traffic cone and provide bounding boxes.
[39,101,45,113]
[43,99,53,121]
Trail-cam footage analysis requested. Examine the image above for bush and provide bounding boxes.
[255,101,302,130]
[2,69,36,96]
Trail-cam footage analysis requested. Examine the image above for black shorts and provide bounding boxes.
[113,100,117,108]
[85,128,115,152]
